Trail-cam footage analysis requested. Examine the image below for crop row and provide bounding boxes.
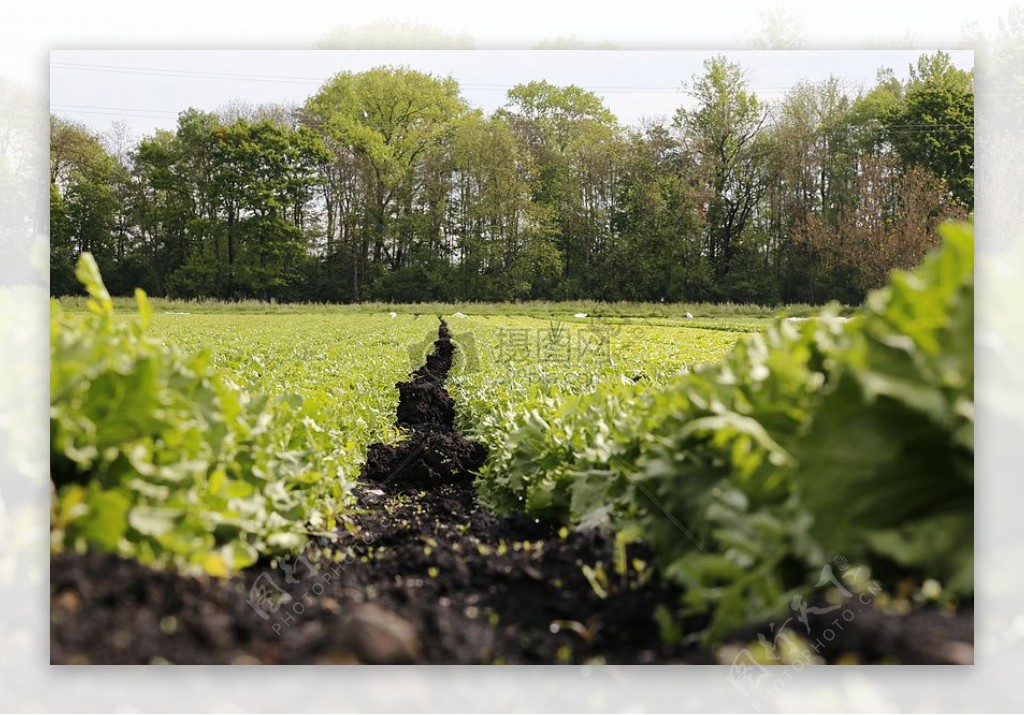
[447,315,743,458]
[51,258,430,575]
[451,223,975,643]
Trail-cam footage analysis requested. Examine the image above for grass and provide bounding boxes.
[55,295,854,320]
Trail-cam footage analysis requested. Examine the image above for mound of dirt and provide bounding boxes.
[49,480,713,665]
[362,318,487,489]
[362,428,488,490]
[395,382,455,428]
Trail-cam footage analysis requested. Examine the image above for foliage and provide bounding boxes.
[55,296,846,321]
[49,54,971,307]
[48,220,972,645]
[462,223,973,642]
[888,52,974,207]
[448,315,743,511]
[791,221,973,592]
[50,254,417,575]
[675,55,769,282]
[49,117,125,292]
[304,66,468,300]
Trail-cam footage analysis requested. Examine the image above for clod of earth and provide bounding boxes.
[361,319,487,490]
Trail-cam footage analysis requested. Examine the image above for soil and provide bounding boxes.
[49,320,973,665]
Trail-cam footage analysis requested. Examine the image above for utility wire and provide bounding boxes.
[51,61,988,96]
[50,102,974,135]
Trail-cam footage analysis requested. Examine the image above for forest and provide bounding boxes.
[49,52,973,305]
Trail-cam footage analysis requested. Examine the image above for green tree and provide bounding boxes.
[128,111,327,300]
[674,56,769,290]
[130,127,195,294]
[49,183,77,295]
[49,56,974,306]
[304,66,468,299]
[164,116,327,300]
[499,81,620,295]
[449,112,535,298]
[218,119,327,300]
[607,122,707,300]
[765,77,860,302]
[890,52,974,208]
[49,116,122,294]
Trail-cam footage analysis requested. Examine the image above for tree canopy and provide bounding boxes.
[50,57,972,304]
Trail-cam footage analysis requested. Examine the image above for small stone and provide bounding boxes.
[320,597,341,614]
[54,590,80,613]
[337,603,421,664]
[159,615,178,634]
[111,630,132,651]
[317,648,360,664]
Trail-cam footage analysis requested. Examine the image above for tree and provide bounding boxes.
[304,66,468,299]
[499,81,620,295]
[49,56,974,305]
[449,112,537,298]
[49,183,77,295]
[126,111,328,300]
[796,156,963,300]
[130,127,194,294]
[213,119,327,300]
[764,77,860,302]
[889,52,974,208]
[607,121,707,300]
[49,116,122,291]
[162,115,327,300]
[674,56,770,290]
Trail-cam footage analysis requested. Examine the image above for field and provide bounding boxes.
[49,226,974,664]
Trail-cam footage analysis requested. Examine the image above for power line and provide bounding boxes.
[51,105,181,121]
[52,61,977,97]
[52,103,179,116]
[50,102,973,133]
[50,61,688,92]
[50,62,327,85]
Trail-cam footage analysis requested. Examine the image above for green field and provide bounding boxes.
[50,225,973,645]
[51,278,753,574]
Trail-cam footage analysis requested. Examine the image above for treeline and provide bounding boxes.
[50,53,972,304]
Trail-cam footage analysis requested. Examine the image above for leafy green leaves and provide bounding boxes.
[51,255,417,575]
[461,222,974,644]
[791,221,974,586]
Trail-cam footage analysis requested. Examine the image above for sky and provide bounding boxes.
[50,49,974,141]
[7,0,1008,85]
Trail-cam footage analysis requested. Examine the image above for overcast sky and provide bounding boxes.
[51,49,974,141]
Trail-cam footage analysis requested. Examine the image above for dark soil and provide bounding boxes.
[49,320,973,665]
[362,319,487,491]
